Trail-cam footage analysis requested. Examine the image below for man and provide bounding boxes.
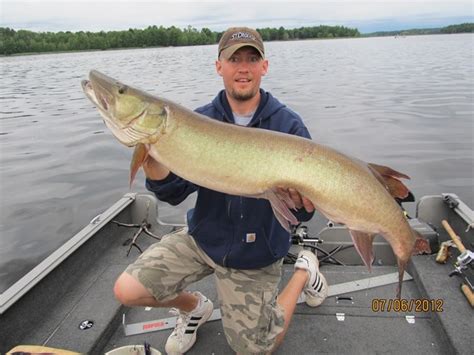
[114,27,328,354]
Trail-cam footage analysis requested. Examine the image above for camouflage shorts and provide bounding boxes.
[126,228,285,354]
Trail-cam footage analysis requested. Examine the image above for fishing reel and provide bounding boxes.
[288,223,349,266]
[291,223,322,245]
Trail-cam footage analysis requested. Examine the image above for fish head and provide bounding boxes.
[82,70,168,147]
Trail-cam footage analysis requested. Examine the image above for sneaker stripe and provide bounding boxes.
[316,282,323,293]
[166,294,214,354]
[300,256,310,267]
[312,274,320,289]
[316,276,324,292]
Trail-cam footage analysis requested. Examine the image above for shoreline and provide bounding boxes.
[1,32,472,58]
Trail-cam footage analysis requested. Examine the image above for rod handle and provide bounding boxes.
[441,220,466,253]
[461,284,474,308]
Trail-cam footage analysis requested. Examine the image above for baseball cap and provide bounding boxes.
[218,27,265,60]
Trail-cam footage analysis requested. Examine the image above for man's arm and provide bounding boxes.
[143,156,171,180]
[144,156,198,206]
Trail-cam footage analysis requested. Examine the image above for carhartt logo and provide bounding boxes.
[230,32,256,42]
[246,233,256,243]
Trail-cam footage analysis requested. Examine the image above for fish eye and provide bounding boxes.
[118,85,127,94]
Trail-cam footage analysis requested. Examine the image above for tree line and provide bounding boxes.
[440,23,474,33]
[0,25,360,56]
[364,22,473,37]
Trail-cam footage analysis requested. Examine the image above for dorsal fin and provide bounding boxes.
[368,163,410,179]
[368,163,411,200]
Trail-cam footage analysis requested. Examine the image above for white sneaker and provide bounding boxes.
[165,291,213,354]
[294,250,328,307]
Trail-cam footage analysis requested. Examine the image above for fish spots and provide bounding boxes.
[293,146,314,163]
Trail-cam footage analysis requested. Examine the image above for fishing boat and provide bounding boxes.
[1,192,472,354]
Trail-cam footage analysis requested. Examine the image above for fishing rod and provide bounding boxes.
[438,220,474,307]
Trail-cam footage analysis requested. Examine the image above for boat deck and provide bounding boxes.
[107,264,447,354]
[1,193,472,354]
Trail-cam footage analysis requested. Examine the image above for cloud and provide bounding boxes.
[1,0,472,32]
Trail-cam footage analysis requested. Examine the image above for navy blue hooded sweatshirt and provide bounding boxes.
[146,89,314,269]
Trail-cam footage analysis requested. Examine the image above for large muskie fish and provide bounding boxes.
[82,70,428,297]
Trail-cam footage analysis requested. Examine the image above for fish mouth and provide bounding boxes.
[82,80,100,107]
[82,79,113,114]
[82,78,151,146]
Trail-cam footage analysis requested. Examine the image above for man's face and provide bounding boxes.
[216,46,268,102]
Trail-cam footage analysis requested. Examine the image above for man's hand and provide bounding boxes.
[142,155,170,181]
[276,187,315,213]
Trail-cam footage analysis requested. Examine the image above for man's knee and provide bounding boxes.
[113,272,133,305]
[113,272,154,306]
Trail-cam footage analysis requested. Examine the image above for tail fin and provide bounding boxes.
[412,229,432,255]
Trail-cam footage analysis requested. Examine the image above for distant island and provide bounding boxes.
[363,22,474,37]
[0,23,472,56]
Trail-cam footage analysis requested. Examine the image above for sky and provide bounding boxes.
[1,0,473,34]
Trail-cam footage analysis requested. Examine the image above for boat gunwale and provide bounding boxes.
[0,193,137,314]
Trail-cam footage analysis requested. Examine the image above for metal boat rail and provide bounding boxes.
[0,193,137,314]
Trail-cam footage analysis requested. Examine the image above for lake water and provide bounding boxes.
[0,34,473,293]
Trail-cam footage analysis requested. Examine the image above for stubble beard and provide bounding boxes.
[230,86,258,102]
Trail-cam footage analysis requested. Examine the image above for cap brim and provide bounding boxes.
[219,43,264,60]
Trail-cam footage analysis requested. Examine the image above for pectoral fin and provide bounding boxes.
[349,230,375,271]
[129,143,149,188]
[264,189,299,232]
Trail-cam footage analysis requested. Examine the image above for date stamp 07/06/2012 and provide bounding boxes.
[371,298,444,313]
